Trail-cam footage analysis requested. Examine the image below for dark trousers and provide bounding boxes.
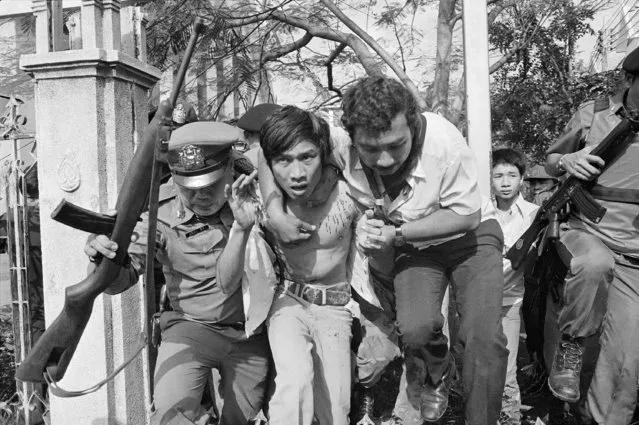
[555,229,614,338]
[152,314,270,425]
[394,219,508,425]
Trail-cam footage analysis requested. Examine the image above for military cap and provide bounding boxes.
[236,103,282,132]
[525,164,558,181]
[167,121,243,189]
[622,46,639,75]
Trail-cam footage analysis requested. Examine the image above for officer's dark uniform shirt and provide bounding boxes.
[547,92,639,257]
[106,179,245,326]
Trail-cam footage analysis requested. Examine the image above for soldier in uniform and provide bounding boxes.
[544,46,639,424]
[85,121,270,425]
[524,164,559,206]
[236,103,282,167]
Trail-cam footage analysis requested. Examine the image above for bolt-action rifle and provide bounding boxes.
[506,117,634,270]
[15,18,205,384]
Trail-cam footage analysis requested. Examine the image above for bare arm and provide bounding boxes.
[217,171,258,294]
[545,104,604,180]
[546,148,605,180]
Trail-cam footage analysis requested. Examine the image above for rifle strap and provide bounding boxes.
[360,162,390,221]
[44,333,147,398]
[144,131,168,343]
[590,184,639,204]
[359,114,427,222]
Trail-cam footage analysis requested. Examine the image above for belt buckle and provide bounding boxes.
[318,286,327,305]
[301,284,326,305]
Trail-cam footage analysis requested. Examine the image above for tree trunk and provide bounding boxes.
[431,0,456,116]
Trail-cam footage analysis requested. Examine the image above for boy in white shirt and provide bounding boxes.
[491,148,539,424]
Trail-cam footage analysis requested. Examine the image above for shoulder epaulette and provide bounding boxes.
[576,99,596,112]
[593,97,610,113]
[158,181,177,203]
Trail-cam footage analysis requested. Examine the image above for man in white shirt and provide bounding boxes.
[260,76,508,425]
[491,148,539,424]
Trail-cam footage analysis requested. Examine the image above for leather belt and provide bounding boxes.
[281,279,351,306]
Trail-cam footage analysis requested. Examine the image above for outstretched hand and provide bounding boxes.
[225,170,259,231]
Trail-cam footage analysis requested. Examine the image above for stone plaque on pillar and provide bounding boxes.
[20,0,161,423]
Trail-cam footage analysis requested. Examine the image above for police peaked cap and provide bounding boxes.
[622,46,639,75]
[167,121,243,189]
[236,103,282,132]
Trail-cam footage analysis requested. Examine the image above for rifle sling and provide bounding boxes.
[44,333,147,398]
[590,184,639,204]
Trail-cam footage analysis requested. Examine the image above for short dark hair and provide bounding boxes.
[260,105,331,165]
[492,148,526,176]
[340,76,423,174]
[341,76,420,138]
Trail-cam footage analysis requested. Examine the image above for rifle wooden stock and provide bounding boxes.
[15,18,205,384]
[506,118,633,270]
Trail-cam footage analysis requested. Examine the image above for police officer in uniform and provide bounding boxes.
[544,47,639,424]
[85,121,270,425]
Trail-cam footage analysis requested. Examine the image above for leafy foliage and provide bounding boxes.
[488,0,616,163]
[491,69,625,163]
[0,310,16,402]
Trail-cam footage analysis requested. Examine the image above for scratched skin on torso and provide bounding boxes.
[268,180,360,286]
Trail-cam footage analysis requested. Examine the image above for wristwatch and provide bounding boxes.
[394,225,406,247]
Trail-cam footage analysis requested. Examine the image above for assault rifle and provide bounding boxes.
[507,117,633,270]
[15,19,205,383]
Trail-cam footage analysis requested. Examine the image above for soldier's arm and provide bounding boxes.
[546,105,603,179]
[85,211,162,295]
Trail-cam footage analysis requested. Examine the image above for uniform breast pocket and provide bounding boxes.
[168,229,226,280]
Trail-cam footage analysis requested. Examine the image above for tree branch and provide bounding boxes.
[262,32,313,62]
[318,0,426,109]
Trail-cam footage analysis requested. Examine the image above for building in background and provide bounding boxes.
[588,0,639,72]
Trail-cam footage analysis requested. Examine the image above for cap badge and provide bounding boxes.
[173,104,186,124]
[178,144,205,170]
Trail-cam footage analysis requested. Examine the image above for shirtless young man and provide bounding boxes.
[220,105,371,425]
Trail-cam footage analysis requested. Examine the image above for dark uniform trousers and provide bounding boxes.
[151,312,270,425]
[556,228,639,425]
[393,219,508,425]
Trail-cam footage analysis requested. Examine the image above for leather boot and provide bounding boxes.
[354,385,375,425]
[420,357,455,422]
[548,334,584,402]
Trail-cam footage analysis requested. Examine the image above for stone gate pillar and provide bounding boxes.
[20,1,161,423]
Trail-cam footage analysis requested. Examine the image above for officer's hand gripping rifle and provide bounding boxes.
[15,18,205,383]
[507,118,633,270]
